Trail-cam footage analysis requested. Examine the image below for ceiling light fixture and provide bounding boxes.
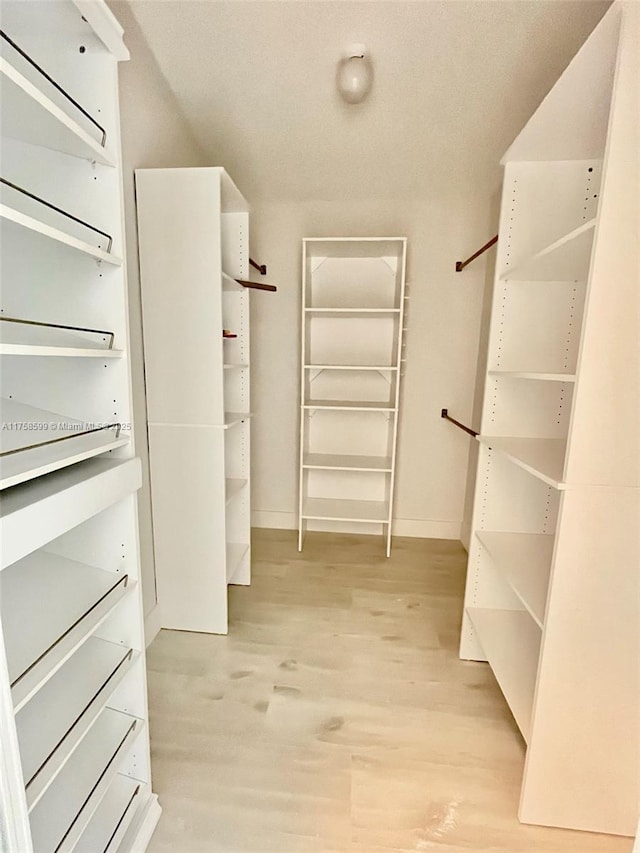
[337,44,373,105]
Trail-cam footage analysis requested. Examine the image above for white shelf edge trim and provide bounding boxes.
[0,205,123,266]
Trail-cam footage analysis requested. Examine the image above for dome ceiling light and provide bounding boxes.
[336,44,373,105]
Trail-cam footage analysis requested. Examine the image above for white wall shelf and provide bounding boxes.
[301,497,390,524]
[1,206,123,266]
[501,219,596,282]
[73,774,143,853]
[0,399,128,489]
[298,238,406,556]
[302,453,393,472]
[0,5,159,848]
[479,437,567,489]
[488,371,576,383]
[1,551,132,711]
[476,532,553,627]
[137,166,254,636]
[461,4,638,835]
[0,57,116,167]
[466,607,540,741]
[20,640,138,811]
[28,708,143,853]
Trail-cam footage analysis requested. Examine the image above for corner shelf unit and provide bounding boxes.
[298,238,407,557]
[0,3,160,851]
[136,167,253,635]
[460,2,638,837]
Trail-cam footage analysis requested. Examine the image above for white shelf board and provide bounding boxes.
[0,205,122,266]
[28,708,143,853]
[226,542,249,583]
[0,457,142,571]
[303,399,395,412]
[1,550,132,712]
[223,411,253,430]
[477,531,554,628]
[480,436,567,489]
[0,343,122,358]
[303,453,393,472]
[223,363,248,370]
[0,321,121,358]
[225,477,247,505]
[304,364,398,372]
[222,271,243,291]
[304,308,401,316]
[0,399,129,490]
[17,638,137,811]
[0,56,116,166]
[466,607,541,742]
[501,218,596,281]
[73,774,143,853]
[488,371,576,383]
[302,497,389,523]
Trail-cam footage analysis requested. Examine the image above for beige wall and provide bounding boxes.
[249,194,495,540]
[110,1,207,617]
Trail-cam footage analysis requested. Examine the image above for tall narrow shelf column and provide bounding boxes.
[0,2,160,849]
[460,1,638,836]
[136,168,252,635]
[298,238,407,557]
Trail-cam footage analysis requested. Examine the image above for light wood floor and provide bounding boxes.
[146,530,632,852]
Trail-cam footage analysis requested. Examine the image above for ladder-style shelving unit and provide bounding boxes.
[460,1,638,836]
[136,167,254,635]
[0,2,160,851]
[298,238,407,557]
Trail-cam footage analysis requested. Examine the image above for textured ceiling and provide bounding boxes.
[123,0,610,202]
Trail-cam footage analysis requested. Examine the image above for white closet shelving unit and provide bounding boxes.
[135,168,253,635]
[298,238,407,557]
[0,2,160,851]
[460,1,638,836]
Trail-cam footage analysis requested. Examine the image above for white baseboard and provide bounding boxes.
[251,510,461,541]
[144,604,163,648]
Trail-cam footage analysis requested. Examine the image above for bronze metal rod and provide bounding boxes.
[235,279,277,293]
[455,235,498,272]
[249,258,267,275]
[441,408,478,438]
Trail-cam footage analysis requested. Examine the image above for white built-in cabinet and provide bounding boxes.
[298,238,407,557]
[0,2,160,850]
[135,168,252,635]
[460,1,638,836]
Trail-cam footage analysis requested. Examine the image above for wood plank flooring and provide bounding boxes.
[146,529,632,852]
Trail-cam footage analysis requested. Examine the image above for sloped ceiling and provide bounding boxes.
[123,0,610,201]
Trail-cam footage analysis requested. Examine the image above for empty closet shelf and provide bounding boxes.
[226,542,249,583]
[302,497,389,523]
[304,308,401,316]
[28,707,144,853]
[0,457,142,571]
[0,317,121,358]
[0,204,122,265]
[488,371,576,382]
[225,478,248,504]
[476,532,553,628]
[17,638,138,811]
[466,607,541,742]
[480,436,567,489]
[1,551,132,712]
[0,399,128,490]
[303,453,392,472]
[303,399,395,411]
[223,411,252,429]
[304,363,398,372]
[500,218,596,281]
[73,774,143,853]
[223,363,249,370]
[0,55,115,165]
